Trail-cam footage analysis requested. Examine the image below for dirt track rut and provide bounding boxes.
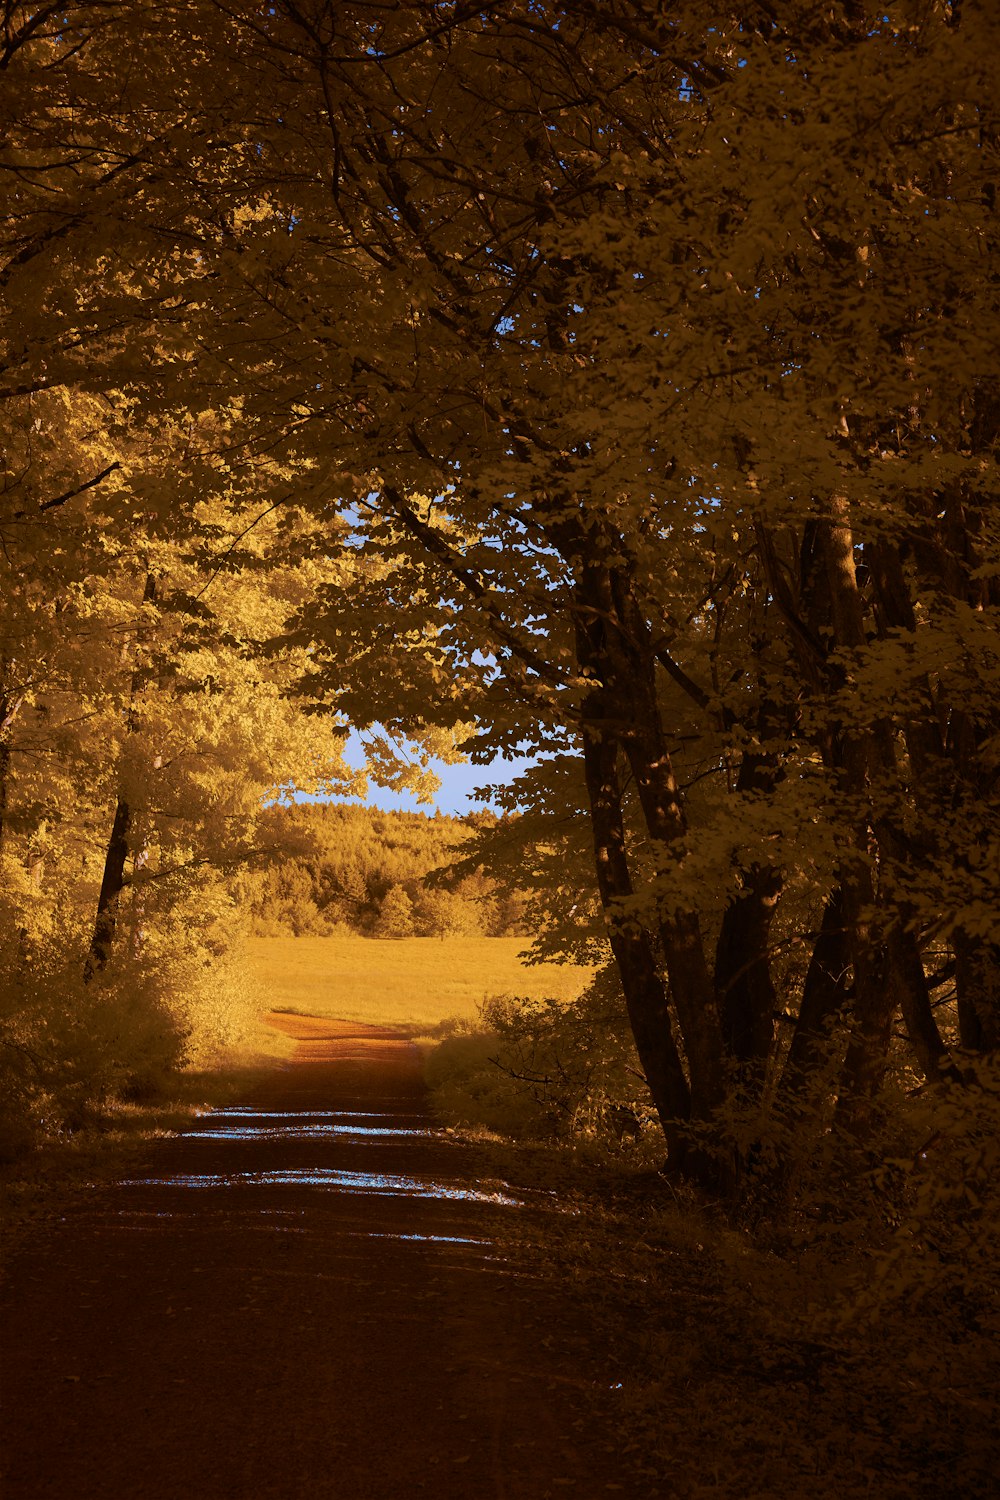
[0,1015,635,1500]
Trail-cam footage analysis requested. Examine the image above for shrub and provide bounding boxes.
[425,963,657,1147]
[180,943,267,1065]
[0,941,189,1155]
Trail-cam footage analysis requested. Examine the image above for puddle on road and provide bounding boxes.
[191,1123,436,1141]
[189,1110,437,1141]
[107,1210,494,1250]
[205,1109,426,1121]
[120,1167,523,1207]
[351,1231,491,1246]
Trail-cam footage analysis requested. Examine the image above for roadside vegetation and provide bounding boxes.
[422,964,999,1500]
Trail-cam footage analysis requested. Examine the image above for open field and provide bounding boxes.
[244,934,593,1031]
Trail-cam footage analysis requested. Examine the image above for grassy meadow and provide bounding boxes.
[244,933,593,1032]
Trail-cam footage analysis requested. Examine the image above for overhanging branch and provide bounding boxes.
[38,461,121,513]
[382,484,566,688]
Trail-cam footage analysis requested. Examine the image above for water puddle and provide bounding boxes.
[120,1167,523,1207]
[190,1123,436,1141]
[205,1109,425,1121]
[189,1109,437,1141]
[107,1209,495,1248]
[349,1231,491,1246]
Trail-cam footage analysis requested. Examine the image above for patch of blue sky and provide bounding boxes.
[297,727,537,816]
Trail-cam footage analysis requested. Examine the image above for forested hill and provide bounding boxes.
[245,804,527,939]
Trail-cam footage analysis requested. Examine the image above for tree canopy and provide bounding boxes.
[2,0,998,1192]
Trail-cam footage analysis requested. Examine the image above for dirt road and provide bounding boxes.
[0,1016,635,1500]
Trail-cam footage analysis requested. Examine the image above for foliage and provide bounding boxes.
[492,1161,1000,1500]
[374,884,415,938]
[2,0,998,1255]
[0,935,187,1160]
[0,391,360,1154]
[427,963,660,1148]
[849,1056,1000,1331]
[245,803,526,938]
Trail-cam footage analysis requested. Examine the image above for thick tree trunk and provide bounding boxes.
[903,414,1000,1054]
[623,725,726,1121]
[715,750,783,1080]
[780,887,850,1100]
[833,930,895,1135]
[0,736,9,860]
[860,539,960,1082]
[888,922,956,1082]
[598,565,726,1120]
[84,796,133,981]
[821,499,902,1131]
[954,931,1000,1053]
[579,721,692,1165]
[716,864,782,1071]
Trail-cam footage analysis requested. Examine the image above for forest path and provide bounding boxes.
[0,1014,634,1500]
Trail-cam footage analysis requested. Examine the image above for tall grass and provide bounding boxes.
[244,933,593,1030]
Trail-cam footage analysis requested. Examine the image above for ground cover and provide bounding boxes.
[472,1141,999,1500]
[243,933,593,1034]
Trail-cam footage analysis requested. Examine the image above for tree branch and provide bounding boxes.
[38,461,121,513]
[382,484,566,687]
[191,495,291,602]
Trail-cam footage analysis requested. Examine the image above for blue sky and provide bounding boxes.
[302,731,535,816]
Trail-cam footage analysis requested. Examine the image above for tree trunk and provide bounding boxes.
[716,865,782,1071]
[0,735,9,860]
[715,749,783,1081]
[821,498,902,1132]
[598,564,726,1120]
[579,719,692,1165]
[888,922,956,1081]
[904,419,1000,1055]
[84,571,158,982]
[84,796,133,982]
[623,721,726,1121]
[0,688,22,859]
[954,931,1000,1053]
[780,887,850,1101]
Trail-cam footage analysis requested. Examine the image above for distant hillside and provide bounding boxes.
[243,803,528,939]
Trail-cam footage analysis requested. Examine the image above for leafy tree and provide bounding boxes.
[375,884,415,939]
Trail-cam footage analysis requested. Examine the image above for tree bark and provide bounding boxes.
[0,688,23,859]
[84,797,133,982]
[579,719,692,1164]
[780,887,850,1101]
[821,498,901,1131]
[716,863,782,1070]
[954,931,1000,1053]
[715,750,783,1079]
[888,921,956,1082]
[83,571,157,982]
[599,561,722,1116]
[0,735,9,860]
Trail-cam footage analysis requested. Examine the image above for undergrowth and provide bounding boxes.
[451,1129,998,1500]
[424,973,1000,1500]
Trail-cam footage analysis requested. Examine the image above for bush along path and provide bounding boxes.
[0,1014,641,1500]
